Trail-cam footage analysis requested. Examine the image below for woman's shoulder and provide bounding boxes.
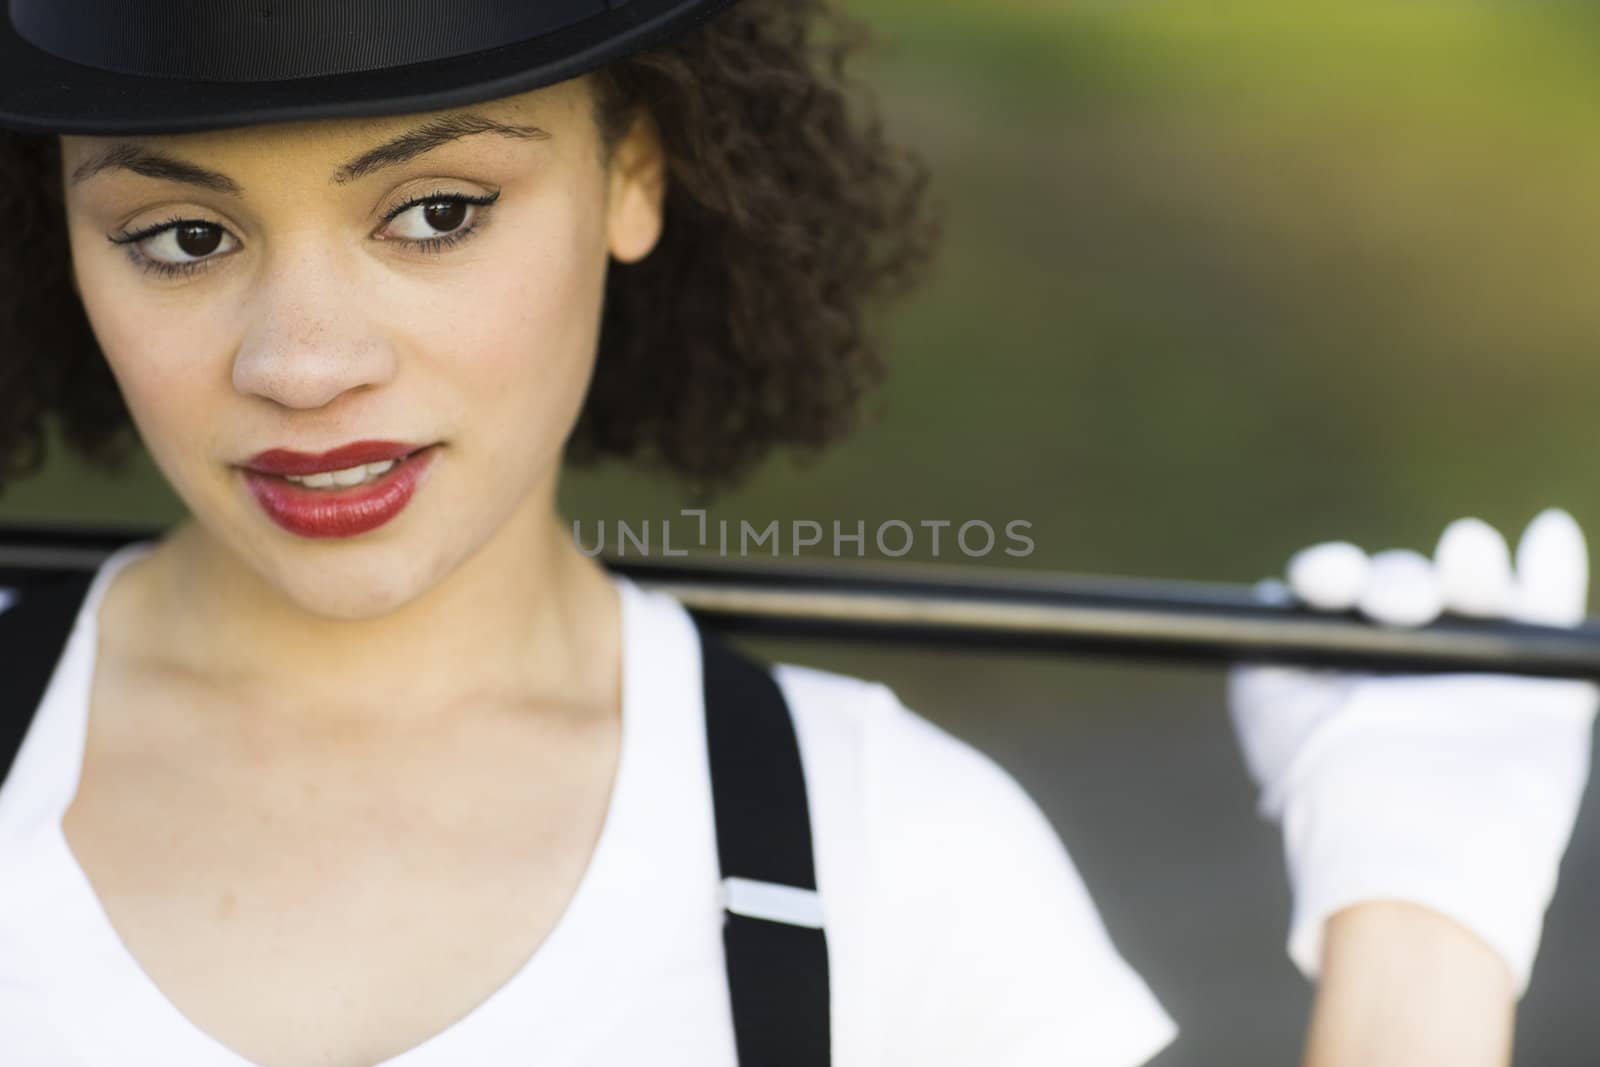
[770,660,1091,850]
[767,661,1179,1067]
[770,661,1043,829]
[768,661,1100,907]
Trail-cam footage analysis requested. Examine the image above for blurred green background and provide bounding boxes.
[8,2,1600,1062]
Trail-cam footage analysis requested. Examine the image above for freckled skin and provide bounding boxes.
[58,75,665,711]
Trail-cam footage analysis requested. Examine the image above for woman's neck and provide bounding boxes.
[103,499,622,727]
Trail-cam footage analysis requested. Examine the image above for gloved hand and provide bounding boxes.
[1229,508,1598,995]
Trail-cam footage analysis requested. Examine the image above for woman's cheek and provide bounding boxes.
[468,208,610,430]
[74,277,212,444]
[67,266,235,504]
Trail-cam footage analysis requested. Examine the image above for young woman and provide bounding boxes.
[0,2,1592,1065]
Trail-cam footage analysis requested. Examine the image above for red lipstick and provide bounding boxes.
[244,440,426,477]
[238,440,440,539]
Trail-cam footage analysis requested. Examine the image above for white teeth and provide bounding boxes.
[284,458,399,489]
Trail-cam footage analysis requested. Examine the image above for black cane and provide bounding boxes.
[4,519,1600,679]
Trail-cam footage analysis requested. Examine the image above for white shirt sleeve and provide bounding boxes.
[862,685,1178,1067]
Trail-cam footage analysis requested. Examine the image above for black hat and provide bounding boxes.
[0,0,736,136]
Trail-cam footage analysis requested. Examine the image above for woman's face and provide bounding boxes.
[57,77,663,619]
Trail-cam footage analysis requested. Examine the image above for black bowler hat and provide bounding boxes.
[0,0,736,136]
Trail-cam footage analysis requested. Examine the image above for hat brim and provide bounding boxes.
[0,0,733,136]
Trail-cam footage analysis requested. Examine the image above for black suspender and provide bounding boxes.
[699,630,833,1066]
[0,574,832,1064]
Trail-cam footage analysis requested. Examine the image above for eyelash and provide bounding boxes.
[105,189,502,280]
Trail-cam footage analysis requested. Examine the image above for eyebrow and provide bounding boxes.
[69,113,551,193]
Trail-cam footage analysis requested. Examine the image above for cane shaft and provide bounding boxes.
[4,522,1600,678]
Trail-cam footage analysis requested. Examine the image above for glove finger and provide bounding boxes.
[1434,516,1515,618]
[1286,541,1369,612]
[1358,548,1443,628]
[1513,508,1588,626]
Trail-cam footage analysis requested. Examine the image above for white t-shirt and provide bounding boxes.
[0,542,1178,1067]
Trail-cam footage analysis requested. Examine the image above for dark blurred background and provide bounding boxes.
[7,2,1600,1062]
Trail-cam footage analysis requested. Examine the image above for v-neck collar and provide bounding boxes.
[3,542,722,1066]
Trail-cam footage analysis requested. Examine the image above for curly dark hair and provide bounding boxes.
[0,0,939,499]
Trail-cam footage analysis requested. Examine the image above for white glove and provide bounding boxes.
[1229,509,1598,996]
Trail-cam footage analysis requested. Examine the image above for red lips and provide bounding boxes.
[238,439,441,539]
[243,440,427,477]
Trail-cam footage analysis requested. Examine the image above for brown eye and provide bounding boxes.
[135,219,239,268]
[421,200,467,233]
[175,223,223,257]
[382,193,495,244]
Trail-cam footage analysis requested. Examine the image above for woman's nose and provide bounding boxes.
[231,246,398,411]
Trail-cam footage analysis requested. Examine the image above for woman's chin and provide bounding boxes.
[226,532,455,622]
[268,568,433,622]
